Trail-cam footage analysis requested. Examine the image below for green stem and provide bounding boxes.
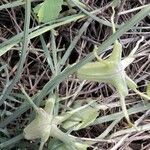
[71,0,113,27]
[119,93,132,127]
[51,125,76,149]
[134,89,150,100]
[111,6,116,33]
[39,142,45,150]
[20,85,39,112]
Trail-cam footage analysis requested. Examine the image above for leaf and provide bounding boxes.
[34,0,63,23]
[24,108,52,143]
[77,61,117,82]
[62,100,99,130]
[76,51,128,97]
[111,0,121,8]
[44,95,56,115]
[109,40,122,63]
[76,16,133,126]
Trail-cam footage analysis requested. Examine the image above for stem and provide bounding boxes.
[129,36,144,57]
[71,0,113,27]
[111,6,116,34]
[20,85,39,112]
[134,89,150,100]
[119,93,139,130]
[51,125,76,149]
[39,142,45,150]
[93,45,102,61]
[119,92,134,127]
